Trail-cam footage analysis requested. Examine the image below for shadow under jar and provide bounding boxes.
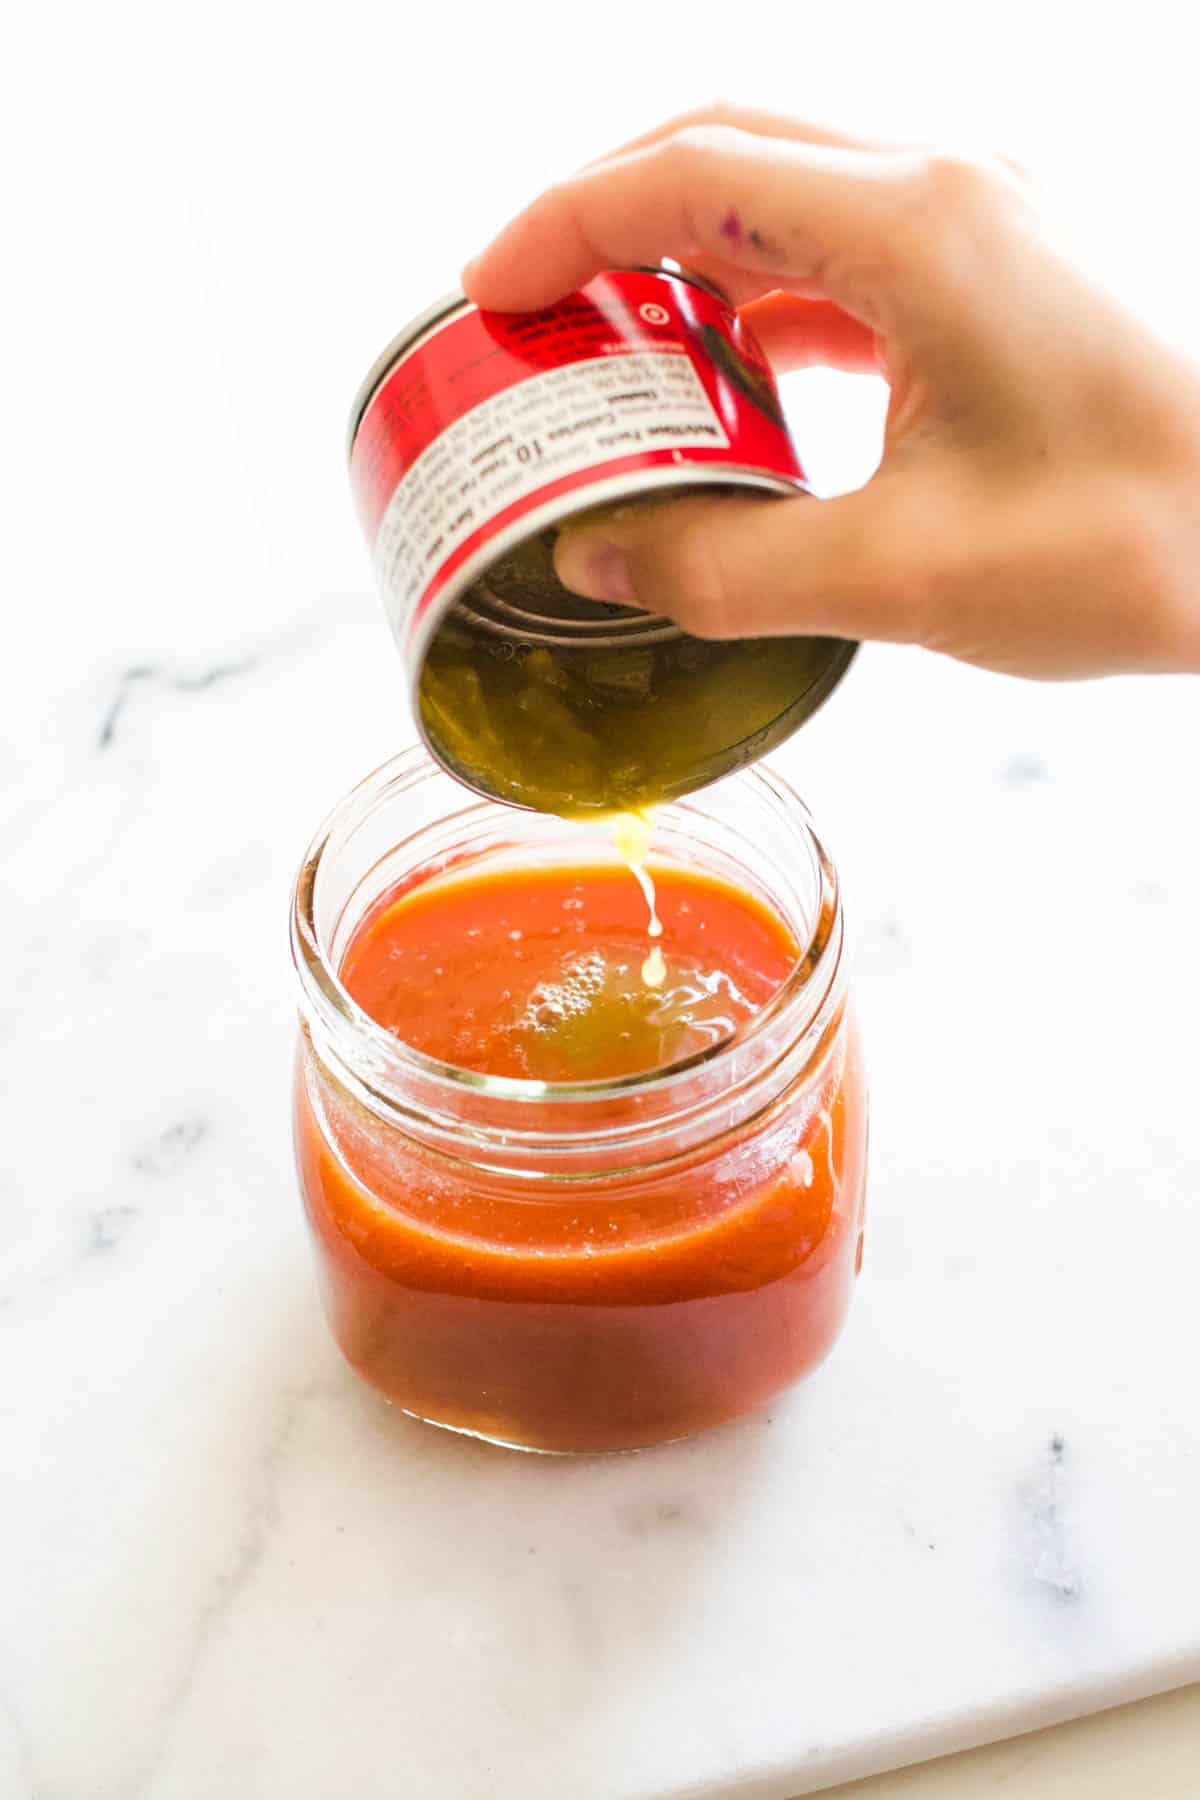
[290,751,868,1453]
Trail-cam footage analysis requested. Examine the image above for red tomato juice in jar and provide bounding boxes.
[291,752,867,1452]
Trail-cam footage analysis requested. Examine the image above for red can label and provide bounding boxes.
[349,269,806,650]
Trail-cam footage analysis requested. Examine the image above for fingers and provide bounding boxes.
[740,293,882,374]
[586,106,1030,207]
[475,105,908,316]
[463,129,912,318]
[582,100,901,167]
[552,483,936,647]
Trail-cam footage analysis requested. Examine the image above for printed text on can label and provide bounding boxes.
[373,351,730,621]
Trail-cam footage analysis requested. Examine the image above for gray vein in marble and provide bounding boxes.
[87,597,339,760]
[0,793,143,1039]
[1,1199,143,1312]
[2,603,338,1053]
[88,1204,140,1252]
[899,1514,937,1552]
[1001,754,1049,785]
[1,609,333,1035]
[617,1497,710,1539]
[135,1378,331,1800]
[1023,1434,1083,1603]
[97,657,259,750]
[0,1117,208,1311]
[131,1117,209,1177]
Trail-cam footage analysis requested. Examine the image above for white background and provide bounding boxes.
[7,0,1199,845]
[6,0,1200,589]
[3,7,1199,1800]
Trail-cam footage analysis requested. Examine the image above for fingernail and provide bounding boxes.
[554,536,634,605]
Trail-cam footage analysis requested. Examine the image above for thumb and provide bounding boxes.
[552,482,933,645]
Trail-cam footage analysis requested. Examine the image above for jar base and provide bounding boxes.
[386,1398,698,1457]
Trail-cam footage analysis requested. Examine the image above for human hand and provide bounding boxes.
[463,105,1200,679]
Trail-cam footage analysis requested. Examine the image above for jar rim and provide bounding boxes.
[289,747,842,1110]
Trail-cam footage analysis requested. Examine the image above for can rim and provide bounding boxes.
[405,459,807,676]
[402,462,862,815]
[345,288,469,461]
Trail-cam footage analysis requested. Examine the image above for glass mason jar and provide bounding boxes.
[290,750,867,1453]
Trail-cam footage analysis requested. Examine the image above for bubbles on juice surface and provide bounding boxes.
[522,950,607,1030]
[504,939,751,1081]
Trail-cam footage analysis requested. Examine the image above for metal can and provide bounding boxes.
[348,265,855,815]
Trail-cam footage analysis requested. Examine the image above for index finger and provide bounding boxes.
[461,127,908,322]
[583,100,902,167]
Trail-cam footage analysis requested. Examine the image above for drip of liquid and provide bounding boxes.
[641,945,667,988]
[612,810,665,989]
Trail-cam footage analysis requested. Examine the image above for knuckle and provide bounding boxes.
[662,121,741,175]
[657,126,744,247]
[650,99,737,140]
[897,150,1016,229]
[541,173,581,222]
[704,97,741,131]
[887,150,1029,293]
[915,150,998,213]
[541,175,576,220]
[543,174,602,262]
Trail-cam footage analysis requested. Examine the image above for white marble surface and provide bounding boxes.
[6,6,1200,1797]
[5,531,1199,1800]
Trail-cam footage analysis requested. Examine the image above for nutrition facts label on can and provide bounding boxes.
[374,350,730,626]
